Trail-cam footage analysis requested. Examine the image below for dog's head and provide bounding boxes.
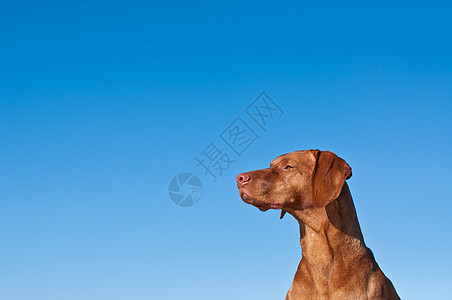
[236,150,352,214]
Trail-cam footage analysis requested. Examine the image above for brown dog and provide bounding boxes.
[236,150,399,299]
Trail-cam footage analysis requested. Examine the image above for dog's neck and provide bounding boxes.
[288,183,371,280]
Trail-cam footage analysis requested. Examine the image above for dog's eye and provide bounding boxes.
[284,165,294,170]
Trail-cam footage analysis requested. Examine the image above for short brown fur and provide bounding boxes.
[236,150,399,299]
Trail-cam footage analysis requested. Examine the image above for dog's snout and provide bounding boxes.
[236,173,251,185]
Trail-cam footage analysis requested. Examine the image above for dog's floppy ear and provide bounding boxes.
[311,150,352,208]
[280,209,286,219]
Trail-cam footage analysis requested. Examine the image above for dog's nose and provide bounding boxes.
[236,173,251,185]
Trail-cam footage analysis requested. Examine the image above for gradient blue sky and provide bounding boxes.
[1,1,451,299]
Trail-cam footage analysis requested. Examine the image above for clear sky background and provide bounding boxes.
[1,1,451,299]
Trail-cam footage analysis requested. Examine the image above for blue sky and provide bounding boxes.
[1,1,451,299]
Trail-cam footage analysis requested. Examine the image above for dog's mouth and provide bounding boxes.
[238,188,283,211]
